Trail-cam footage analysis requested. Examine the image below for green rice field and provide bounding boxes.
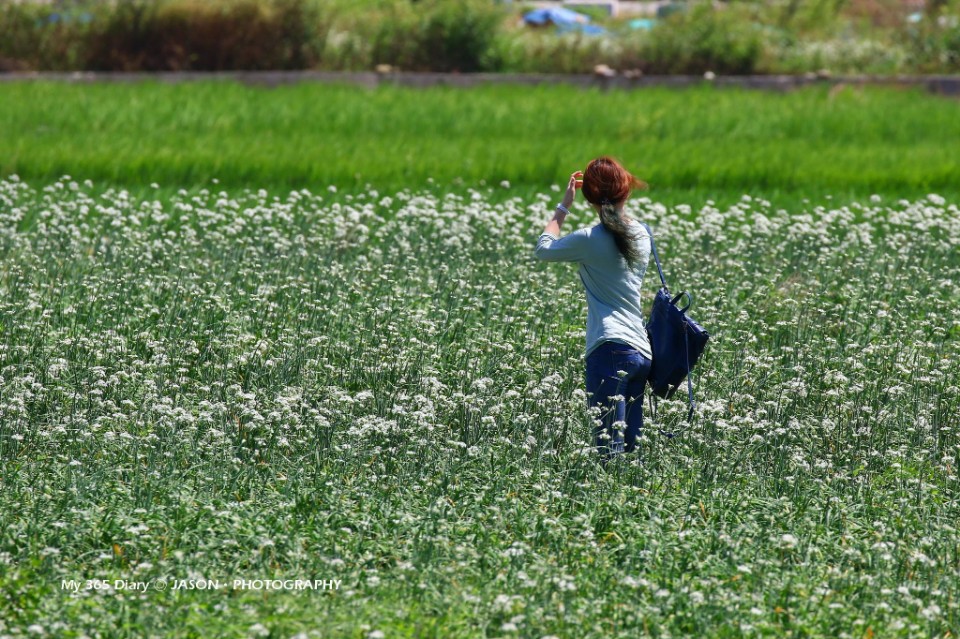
[1,81,959,198]
[1,82,959,638]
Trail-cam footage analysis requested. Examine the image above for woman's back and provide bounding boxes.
[535,219,652,359]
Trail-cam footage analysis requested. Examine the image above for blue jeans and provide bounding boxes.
[585,340,652,461]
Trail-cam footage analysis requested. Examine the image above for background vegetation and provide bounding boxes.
[2,81,960,204]
[2,0,960,74]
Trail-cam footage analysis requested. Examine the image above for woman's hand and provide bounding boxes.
[541,170,583,238]
[561,171,583,210]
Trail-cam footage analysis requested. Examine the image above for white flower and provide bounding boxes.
[920,604,942,621]
[248,623,270,637]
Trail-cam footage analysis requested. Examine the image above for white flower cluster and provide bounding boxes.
[1,176,958,635]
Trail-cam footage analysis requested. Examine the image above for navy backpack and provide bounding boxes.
[640,222,710,423]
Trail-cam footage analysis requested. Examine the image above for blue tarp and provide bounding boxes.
[523,8,588,27]
[523,8,606,35]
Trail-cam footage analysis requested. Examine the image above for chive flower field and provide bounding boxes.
[1,173,958,637]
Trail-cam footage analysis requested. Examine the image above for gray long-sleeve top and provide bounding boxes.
[535,220,653,360]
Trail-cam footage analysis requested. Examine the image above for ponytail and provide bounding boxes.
[598,198,642,269]
[581,156,647,269]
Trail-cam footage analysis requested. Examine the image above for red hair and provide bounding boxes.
[581,156,647,207]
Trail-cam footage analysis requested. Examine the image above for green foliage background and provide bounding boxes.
[2,82,959,202]
[2,0,960,74]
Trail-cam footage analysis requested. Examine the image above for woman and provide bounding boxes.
[534,156,653,464]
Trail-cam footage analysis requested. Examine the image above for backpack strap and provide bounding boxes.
[640,222,669,293]
[684,323,696,423]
